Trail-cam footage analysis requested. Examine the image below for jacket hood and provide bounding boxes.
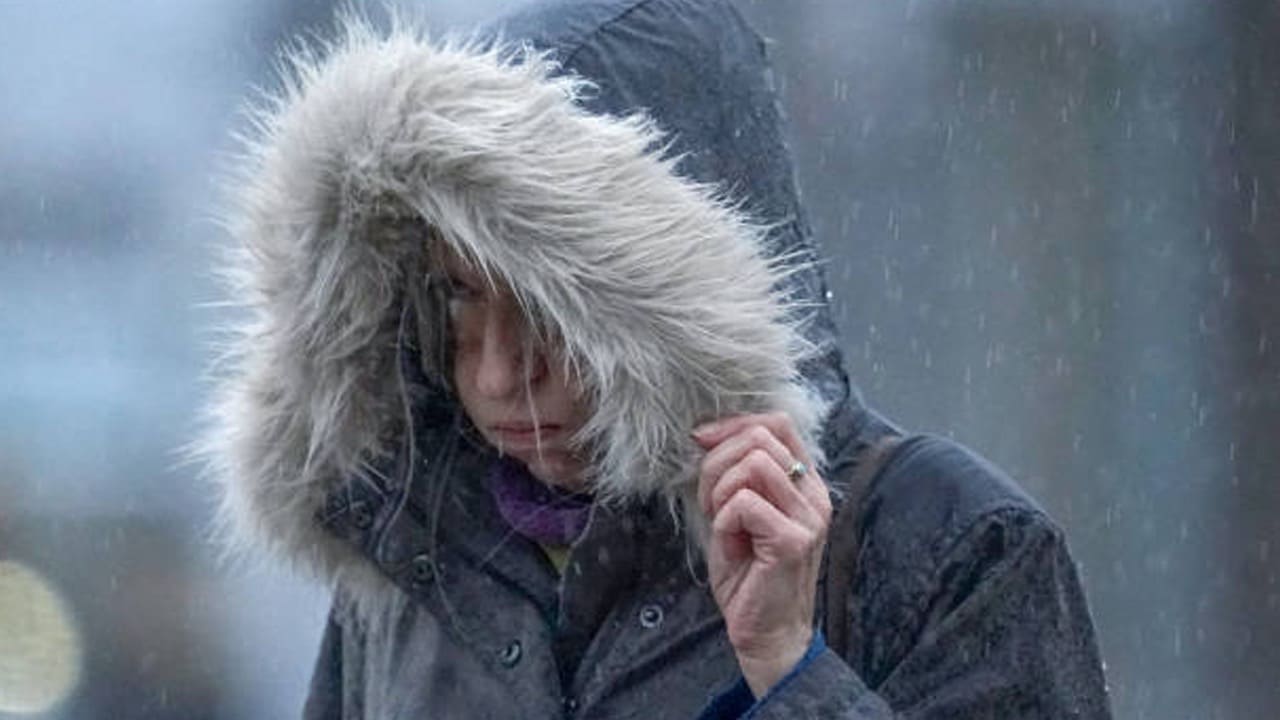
[487,0,854,415]
[203,16,829,579]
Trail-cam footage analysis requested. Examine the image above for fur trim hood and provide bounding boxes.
[201,19,827,581]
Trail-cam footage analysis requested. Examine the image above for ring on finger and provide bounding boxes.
[786,460,807,483]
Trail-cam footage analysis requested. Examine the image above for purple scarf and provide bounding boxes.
[486,458,592,546]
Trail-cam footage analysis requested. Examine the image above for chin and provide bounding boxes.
[523,455,587,492]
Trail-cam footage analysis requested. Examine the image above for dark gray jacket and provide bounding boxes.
[204,1,1111,717]
[303,420,1111,718]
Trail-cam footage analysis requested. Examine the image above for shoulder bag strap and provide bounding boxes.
[822,433,905,661]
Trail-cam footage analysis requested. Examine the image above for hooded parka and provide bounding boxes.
[203,1,1112,718]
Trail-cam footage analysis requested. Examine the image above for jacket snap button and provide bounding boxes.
[324,494,345,515]
[350,502,374,530]
[499,640,522,667]
[410,554,435,585]
[639,603,664,629]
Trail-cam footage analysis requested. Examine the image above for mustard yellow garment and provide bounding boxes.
[540,544,571,574]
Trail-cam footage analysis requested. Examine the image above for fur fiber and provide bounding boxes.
[199,19,827,589]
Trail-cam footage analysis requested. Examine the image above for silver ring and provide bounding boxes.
[786,460,807,483]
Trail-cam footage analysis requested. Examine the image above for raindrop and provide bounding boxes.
[1250,176,1260,229]
[832,78,849,103]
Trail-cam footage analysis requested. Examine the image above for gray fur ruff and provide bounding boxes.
[198,20,827,590]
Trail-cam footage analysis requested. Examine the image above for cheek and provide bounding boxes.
[449,306,482,352]
[551,366,590,421]
[450,337,480,410]
[448,309,483,384]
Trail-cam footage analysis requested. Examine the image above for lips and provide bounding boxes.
[488,424,565,450]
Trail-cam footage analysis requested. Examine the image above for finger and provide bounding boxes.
[693,412,813,469]
[711,488,814,564]
[697,424,796,515]
[694,413,829,522]
[734,413,829,517]
[707,449,818,529]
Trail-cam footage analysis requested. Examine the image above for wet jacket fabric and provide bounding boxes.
[203,1,1112,718]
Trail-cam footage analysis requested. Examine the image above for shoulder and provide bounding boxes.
[862,434,1059,566]
[838,435,1072,681]
[852,435,1071,650]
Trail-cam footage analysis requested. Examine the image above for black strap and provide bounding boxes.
[823,434,904,660]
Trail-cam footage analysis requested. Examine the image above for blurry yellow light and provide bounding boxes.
[0,561,83,714]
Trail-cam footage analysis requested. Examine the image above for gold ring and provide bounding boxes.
[787,460,807,483]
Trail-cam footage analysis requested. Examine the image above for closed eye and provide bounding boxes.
[443,274,483,303]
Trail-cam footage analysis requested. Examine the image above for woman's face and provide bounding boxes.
[441,249,590,491]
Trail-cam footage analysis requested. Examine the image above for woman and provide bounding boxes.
[204,1,1111,717]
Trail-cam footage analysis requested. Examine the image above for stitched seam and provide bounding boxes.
[562,0,662,69]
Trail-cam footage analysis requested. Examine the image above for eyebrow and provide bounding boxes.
[437,251,482,285]
[443,269,476,286]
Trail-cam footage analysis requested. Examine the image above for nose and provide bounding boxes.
[473,303,546,400]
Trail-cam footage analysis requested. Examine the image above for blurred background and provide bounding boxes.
[0,0,1275,717]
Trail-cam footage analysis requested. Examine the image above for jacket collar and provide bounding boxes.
[319,400,731,691]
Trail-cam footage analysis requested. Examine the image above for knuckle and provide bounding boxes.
[712,464,746,504]
[800,528,823,554]
[744,448,774,473]
[718,486,753,516]
[711,508,735,534]
[781,531,810,557]
[746,425,773,447]
[722,458,750,484]
[815,489,834,519]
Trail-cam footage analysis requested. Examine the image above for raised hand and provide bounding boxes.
[693,412,832,697]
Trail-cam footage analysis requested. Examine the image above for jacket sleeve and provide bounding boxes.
[735,507,1112,719]
[302,600,347,720]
